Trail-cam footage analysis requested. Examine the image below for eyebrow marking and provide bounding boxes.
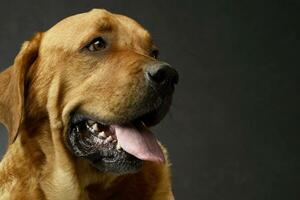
[96,17,113,32]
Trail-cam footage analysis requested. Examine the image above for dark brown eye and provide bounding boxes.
[87,37,106,51]
[150,49,159,59]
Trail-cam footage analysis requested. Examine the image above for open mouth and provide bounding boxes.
[67,108,166,173]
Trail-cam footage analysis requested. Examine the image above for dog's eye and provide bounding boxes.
[87,37,106,51]
[150,49,159,59]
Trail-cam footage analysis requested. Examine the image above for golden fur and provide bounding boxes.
[0,9,174,200]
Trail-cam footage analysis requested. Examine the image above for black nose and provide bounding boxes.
[146,62,179,87]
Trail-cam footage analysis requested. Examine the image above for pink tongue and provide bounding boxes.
[113,123,165,164]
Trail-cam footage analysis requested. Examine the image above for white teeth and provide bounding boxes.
[92,123,99,132]
[116,142,122,150]
[99,131,106,138]
[96,138,103,145]
[104,136,113,144]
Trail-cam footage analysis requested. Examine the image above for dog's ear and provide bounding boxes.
[0,32,43,144]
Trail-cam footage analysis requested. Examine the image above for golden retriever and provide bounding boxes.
[0,9,178,200]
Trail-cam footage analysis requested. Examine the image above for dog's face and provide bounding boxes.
[2,9,178,174]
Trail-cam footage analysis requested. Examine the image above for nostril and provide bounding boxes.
[147,68,168,84]
[146,63,179,87]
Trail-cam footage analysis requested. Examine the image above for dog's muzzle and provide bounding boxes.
[66,61,178,174]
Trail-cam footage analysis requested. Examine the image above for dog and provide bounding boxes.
[0,9,178,200]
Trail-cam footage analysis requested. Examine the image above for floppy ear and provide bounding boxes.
[0,32,43,144]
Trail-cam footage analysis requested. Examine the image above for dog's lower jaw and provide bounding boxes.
[65,99,169,174]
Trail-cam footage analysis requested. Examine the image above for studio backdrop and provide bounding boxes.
[0,0,299,199]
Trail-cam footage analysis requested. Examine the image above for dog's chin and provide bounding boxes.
[66,102,170,174]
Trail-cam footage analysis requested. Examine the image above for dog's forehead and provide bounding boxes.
[41,9,153,52]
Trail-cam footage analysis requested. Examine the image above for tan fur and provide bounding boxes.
[0,9,174,200]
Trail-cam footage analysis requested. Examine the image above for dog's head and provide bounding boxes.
[0,9,178,174]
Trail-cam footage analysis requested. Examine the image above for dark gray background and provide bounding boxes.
[0,0,299,199]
